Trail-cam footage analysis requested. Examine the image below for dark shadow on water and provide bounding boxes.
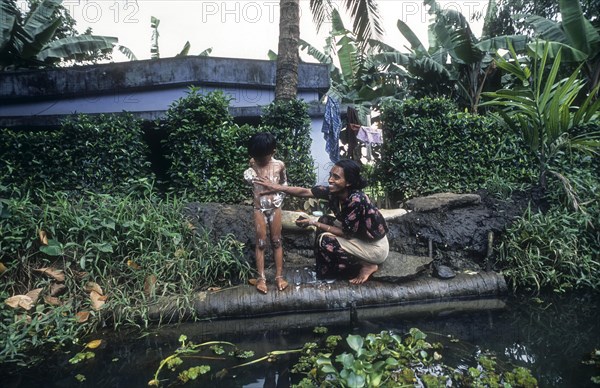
[3,291,599,388]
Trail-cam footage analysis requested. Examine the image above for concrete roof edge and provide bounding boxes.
[0,56,330,101]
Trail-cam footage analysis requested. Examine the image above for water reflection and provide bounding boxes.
[3,292,599,387]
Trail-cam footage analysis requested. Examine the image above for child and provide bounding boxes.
[244,132,289,294]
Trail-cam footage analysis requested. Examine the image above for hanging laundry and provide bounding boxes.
[357,126,383,145]
[321,96,342,163]
[357,126,383,161]
[345,107,361,161]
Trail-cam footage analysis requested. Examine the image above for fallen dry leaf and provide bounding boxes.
[34,267,65,282]
[143,274,157,297]
[90,290,105,310]
[44,295,62,306]
[0,262,7,274]
[84,281,103,295]
[49,283,67,297]
[76,311,90,323]
[5,295,34,310]
[39,230,49,245]
[25,288,43,304]
[127,259,141,270]
[15,314,32,324]
[85,339,103,349]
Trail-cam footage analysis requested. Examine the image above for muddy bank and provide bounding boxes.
[184,190,533,276]
[169,191,530,321]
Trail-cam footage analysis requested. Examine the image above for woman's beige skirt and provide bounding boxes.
[319,232,389,265]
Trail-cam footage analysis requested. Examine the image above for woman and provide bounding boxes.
[255,159,389,284]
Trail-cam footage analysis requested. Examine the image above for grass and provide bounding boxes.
[0,186,253,367]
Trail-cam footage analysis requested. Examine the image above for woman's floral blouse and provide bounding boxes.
[311,186,388,241]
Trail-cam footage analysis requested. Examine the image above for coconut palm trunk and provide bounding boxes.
[275,0,300,101]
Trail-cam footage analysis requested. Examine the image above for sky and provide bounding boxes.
[39,0,487,62]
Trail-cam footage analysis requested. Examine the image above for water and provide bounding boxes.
[4,291,599,387]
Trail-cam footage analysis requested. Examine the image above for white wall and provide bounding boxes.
[309,117,336,185]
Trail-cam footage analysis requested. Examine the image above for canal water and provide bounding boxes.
[4,291,599,387]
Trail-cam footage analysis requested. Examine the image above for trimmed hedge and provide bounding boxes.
[160,89,255,203]
[0,113,153,195]
[376,97,536,202]
[160,89,315,203]
[261,99,316,188]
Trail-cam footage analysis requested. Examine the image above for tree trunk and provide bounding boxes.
[275,0,300,101]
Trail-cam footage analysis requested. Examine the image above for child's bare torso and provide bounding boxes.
[244,158,287,211]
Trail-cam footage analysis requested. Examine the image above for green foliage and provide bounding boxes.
[376,97,536,202]
[261,99,316,187]
[0,186,253,367]
[161,88,256,203]
[0,0,120,70]
[149,335,296,387]
[292,328,537,387]
[0,296,90,368]
[498,150,600,293]
[0,113,153,196]
[482,43,600,193]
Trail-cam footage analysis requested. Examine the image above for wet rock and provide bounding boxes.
[373,252,432,282]
[405,192,481,212]
[433,263,456,279]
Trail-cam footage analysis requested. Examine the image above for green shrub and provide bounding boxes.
[498,204,599,292]
[161,88,257,203]
[60,114,153,192]
[0,113,153,195]
[261,99,316,188]
[0,187,253,366]
[0,128,63,193]
[376,97,536,202]
[499,149,600,292]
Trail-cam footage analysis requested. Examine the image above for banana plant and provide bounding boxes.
[151,15,211,59]
[481,42,600,200]
[300,10,409,113]
[421,0,529,112]
[522,0,600,92]
[0,0,128,70]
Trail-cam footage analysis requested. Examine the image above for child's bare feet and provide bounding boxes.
[256,277,267,294]
[275,276,288,291]
[349,263,378,285]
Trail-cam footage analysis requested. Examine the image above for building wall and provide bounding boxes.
[0,56,333,184]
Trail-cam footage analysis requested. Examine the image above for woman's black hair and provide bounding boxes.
[248,132,277,158]
[335,159,368,190]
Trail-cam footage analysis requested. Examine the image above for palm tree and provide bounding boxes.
[0,0,132,70]
[274,0,383,101]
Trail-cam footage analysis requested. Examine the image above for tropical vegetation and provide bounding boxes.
[145,327,537,387]
[0,0,134,70]
[1,0,600,383]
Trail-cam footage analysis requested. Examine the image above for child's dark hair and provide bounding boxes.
[248,132,277,158]
[335,159,368,190]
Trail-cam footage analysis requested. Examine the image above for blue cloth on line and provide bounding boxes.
[321,96,341,163]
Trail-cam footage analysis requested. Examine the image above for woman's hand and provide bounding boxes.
[254,176,281,195]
